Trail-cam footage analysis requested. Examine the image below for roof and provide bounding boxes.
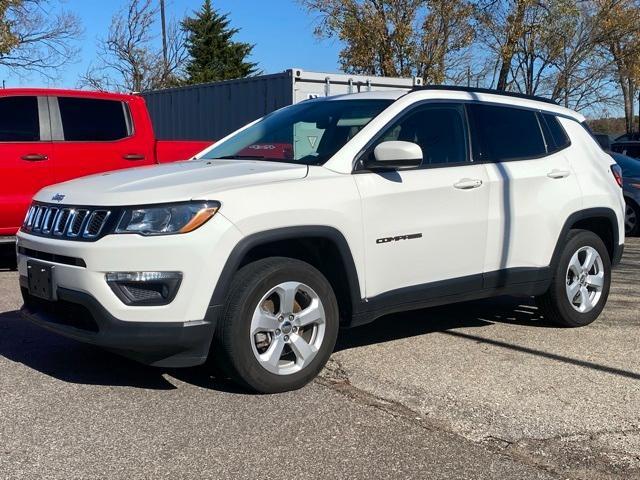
[321,86,584,122]
[412,85,558,105]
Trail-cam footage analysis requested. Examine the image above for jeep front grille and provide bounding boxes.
[22,204,112,240]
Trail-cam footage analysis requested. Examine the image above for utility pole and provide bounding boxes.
[160,0,168,78]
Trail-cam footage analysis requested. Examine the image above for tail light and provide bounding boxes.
[611,164,623,187]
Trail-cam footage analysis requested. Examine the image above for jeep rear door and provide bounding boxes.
[467,103,582,276]
[49,95,155,183]
[355,102,489,298]
[0,95,53,235]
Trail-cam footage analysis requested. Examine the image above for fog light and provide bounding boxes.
[106,271,182,306]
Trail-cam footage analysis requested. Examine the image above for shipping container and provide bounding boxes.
[141,68,423,141]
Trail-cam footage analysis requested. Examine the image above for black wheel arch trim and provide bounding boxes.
[208,225,363,310]
[550,207,623,268]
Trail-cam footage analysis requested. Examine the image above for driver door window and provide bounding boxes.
[365,103,469,167]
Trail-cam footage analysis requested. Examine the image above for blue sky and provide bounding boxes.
[1,0,344,88]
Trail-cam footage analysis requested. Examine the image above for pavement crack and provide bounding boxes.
[317,358,640,480]
[316,358,437,430]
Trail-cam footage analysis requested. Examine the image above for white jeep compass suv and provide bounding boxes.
[17,87,625,393]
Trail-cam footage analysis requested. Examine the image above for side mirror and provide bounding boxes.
[367,141,423,170]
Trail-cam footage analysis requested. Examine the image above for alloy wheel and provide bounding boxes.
[250,281,326,375]
[565,246,605,313]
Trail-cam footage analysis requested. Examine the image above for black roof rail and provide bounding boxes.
[409,85,559,106]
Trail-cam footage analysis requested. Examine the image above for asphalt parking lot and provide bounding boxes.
[0,240,639,480]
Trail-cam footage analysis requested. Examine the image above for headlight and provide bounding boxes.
[115,201,220,236]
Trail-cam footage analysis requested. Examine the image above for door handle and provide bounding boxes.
[21,153,48,161]
[454,178,483,190]
[123,154,146,161]
[547,169,571,179]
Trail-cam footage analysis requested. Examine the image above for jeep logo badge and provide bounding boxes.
[51,193,66,202]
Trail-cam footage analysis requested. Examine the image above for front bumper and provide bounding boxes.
[16,214,242,323]
[20,280,220,367]
[15,212,243,366]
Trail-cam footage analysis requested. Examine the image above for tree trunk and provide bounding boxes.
[497,0,528,91]
[620,76,635,134]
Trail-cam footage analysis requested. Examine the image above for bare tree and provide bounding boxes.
[547,2,616,111]
[594,0,640,134]
[301,0,475,83]
[505,1,615,111]
[80,0,186,92]
[416,0,475,83]
[0,0,82,79]
[475,0,536,91]
[0,1,19,56]
[301,0,422,77]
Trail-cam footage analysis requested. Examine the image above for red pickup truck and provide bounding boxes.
[0,88,212,239]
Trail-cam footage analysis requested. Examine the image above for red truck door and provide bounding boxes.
[49,95,155,183]
[0,95,53,235]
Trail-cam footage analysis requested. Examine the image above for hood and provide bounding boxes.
[35,160,308,206]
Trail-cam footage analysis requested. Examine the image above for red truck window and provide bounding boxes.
[58,97,131,142]
[0,96,40,142]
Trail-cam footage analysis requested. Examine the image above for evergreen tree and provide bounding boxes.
[182,0,258,84]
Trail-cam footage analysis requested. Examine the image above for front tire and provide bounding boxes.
[214,257,339,393]
[536,230,611,327]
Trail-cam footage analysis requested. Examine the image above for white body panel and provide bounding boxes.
[355,164,489,296]
[211,167,367,296]
[560,119,626,242]
[16,88,624,331]
[35,159,308,206]
[482,151,583,272]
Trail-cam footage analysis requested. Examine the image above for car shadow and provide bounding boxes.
[335,295,552,351]
[0,296,551,393]
[0,244,17,271]
[0,310,243,392]
[337,295,640,382]
[7,293,637,390]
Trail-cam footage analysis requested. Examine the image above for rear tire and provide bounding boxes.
[625,200,640,236]
[536,230,611,327]
[213,257,339,393]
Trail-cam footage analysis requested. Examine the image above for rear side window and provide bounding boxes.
[468,104,546,161]
[0,96,40,141]
[541,113,571,151]
[58,97,130,141]
[368,103,469,166]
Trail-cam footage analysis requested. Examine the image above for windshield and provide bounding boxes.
[612,152,640,178]
[201,99,393,165]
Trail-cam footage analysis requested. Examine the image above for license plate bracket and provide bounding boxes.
[27,260,55,301]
